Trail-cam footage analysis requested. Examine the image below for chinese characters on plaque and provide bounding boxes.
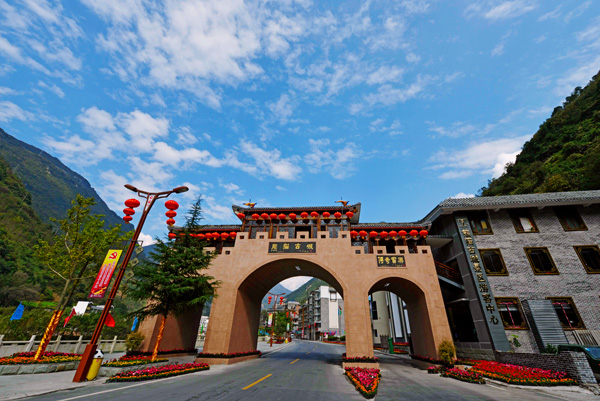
[376,255,406,267]
[268,242,316,254]
[456,216,500,326]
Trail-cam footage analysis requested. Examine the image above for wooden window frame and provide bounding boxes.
[554,206,587,232]
[468,211,493,235]
[479,248,509,276]
[574,245,600,274]
[495,297,528,330]
[524,247,559,275]
[509,208,539,233]
[546,296,586,330]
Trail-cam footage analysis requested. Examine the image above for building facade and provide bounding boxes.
[299,286,345,340]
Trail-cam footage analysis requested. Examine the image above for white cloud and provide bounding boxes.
[37,81,64,98]
[276,185,287,191]
[221,182,244,195]
[554,55,600,96]
[366,66,404,85]
[537,6,561,21]
[280,276,312,291]
[430,135,530,180]
[491,42,504,57]
[0,86,16,95]
[268,93,294,125]
[138,232,156,246]
[428,109,522,138]
[484,1,537,20]
[304,139,361,179]
[0,101,32,122]
[564,2,591,23]
[118,110,170,153]
[230,141,302,181]
[451,192,476,199]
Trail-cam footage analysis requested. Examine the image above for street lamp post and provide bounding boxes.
[267,292,285,348]
[72,184,188,382]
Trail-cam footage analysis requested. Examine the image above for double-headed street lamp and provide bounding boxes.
[73,184,188,382]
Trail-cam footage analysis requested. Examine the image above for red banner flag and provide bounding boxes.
[89,250,123,298]
[105,313,115,328]
[63,308,76,327]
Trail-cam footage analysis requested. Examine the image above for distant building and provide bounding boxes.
[369,291,410,344]
[299,286,344,340]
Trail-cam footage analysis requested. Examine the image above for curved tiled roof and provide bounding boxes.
[439,190,600,208]
[232,203,361,223]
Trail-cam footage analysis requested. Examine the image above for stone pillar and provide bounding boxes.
[344,289,374,358]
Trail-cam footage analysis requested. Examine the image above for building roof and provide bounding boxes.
[232,203,362,223]
[425,190,600,221]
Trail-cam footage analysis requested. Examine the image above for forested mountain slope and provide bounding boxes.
[481,71,600,195]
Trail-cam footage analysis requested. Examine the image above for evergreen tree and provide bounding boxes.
[127,197,218,360]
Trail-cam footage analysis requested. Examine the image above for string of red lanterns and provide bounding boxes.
[122,198,140,224]
[348,229,428,239]
[244,211,356,221]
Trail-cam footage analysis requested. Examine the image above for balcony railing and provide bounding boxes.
[435,261,462,284]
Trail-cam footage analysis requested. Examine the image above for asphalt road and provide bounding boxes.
[27,341,598,401]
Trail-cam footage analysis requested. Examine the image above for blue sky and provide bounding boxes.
[1,1,599,288]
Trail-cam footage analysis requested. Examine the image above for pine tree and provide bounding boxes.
[127,197,218,360]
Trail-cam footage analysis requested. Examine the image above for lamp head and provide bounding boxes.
[124,184,138,192]
[173,186,189,194]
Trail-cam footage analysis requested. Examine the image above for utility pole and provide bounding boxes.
[267,292,285,347]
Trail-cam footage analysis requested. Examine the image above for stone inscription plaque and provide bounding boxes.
[376,255,406,267]
[268,242,316,253]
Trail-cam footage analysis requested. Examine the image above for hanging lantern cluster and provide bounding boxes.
[122,198,140,224]
[350,229,428,239]
[247,210,355,221]
[165,200,179,227]
[268,296,272,304]
[279,296,284,305]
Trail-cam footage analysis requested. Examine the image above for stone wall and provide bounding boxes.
[494,350,597,384]
[455,342,495,360]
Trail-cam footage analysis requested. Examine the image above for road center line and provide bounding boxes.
[243,374,272,390]
[290,359,300,364]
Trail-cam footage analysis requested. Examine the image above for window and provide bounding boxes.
[479,249,508,275]
[525,247,558,274]
[574,245,600,273]
[495,298,528,329]
[547,297,585,329]
[468,212,493,234]
[555,206,587,231]
[371,300,378,320]
[509,209,539,233]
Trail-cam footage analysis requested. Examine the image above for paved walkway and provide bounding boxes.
[0,342,293,400]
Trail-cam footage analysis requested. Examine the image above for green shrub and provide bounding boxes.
[340,335,346,341]
[543,344,558,354]
[438,340,455,365]
[125,332,145,351]
[327,335,339,341]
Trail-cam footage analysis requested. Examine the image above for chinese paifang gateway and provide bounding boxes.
[138,190,600,363]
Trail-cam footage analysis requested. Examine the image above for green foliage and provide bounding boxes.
[340,335,346,341]
[509,334,521,349]
[35,195,128,313]
[127,197,219,322]
[327,335,339,341]
[481,71,600,195]
[543,344,558,354]
[125,332,145,351]
[285,278,330,304]
[438,340,456,365]
[272,311,291,337]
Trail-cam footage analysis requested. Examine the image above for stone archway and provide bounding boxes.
[368,277,451,358]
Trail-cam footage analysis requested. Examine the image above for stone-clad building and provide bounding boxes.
[426,190,600,358]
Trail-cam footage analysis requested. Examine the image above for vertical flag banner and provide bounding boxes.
[131,316,139,332]
[89,249,123,298]
[10,303,24,321]
[105,313,116,327]
[267,313,273,327]
[63,308,76,327]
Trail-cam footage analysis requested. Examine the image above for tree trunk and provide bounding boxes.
[33,278,71,360]
[152,315,167,361]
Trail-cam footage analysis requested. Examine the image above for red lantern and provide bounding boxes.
[420,230,428,238]
[261,213,270,220]
[280,296,284,305]
[334,212,342,219]
[289,213,297,220]
[322,212,330,218]
[252,213,260,220]
[409,230,418,237]
[205,233,213,239]
[389,230,398,238]
[399,230,407,238]
[230,232,237,238]
[236,212,245,220]
[165,200,179,210]
[270,213,278,220]
[310,211,319,218]
[212,232,220,239]
[125,198,140,208]
[123,215,132,223]
[179,233,186,236]
[350,230,358,237]
[166,210,176,218]
[123,208,135,216]
[221,232,229,240]
[300,212,309,219]
[359,230,368,238]
[380,231,388,239]
[168,232,176,239]
[166,218,175,226]
[198,234,205,240]
[278,213,286,220]
[268,296,272,304]
[346,211,354,218]
[369,231,378,238]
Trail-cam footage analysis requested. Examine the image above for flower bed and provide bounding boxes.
[456,358,486,366]
[427,366,445,374]
[103,355,169,367]
[392,349,408,354]
[0,354,81,365]
[441,367,485,384]
[393,342,409,346]
[470,361,577,386]
[345,367,381,399]
[12,351,80,358]
[196,350,261,358]
[106,362,209,382]
[342,354,379,363]
[126,348,197,357]
[411,355,445,364]
[323,340,345,345]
